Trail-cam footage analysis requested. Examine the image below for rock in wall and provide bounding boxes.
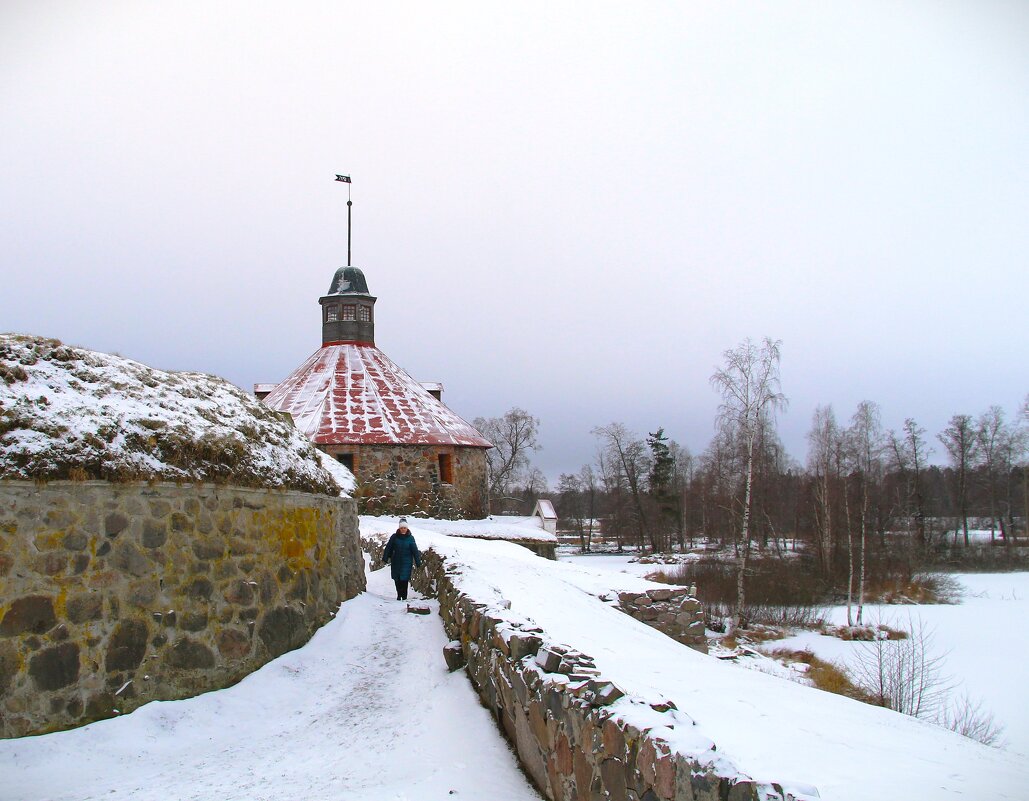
[0,480,364,738]
[616,589,707,652]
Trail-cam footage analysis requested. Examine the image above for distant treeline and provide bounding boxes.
[477,342,1028,621]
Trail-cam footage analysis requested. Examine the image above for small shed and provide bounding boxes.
[533,499,559,535]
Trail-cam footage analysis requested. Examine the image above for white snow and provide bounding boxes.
[0,559,541,801]
[6,524,1025,801]
[362,514,556,543]
[559,551,683,578]
[318,449,358,496]
[368,525,1029,801]
[760,572,1029,758]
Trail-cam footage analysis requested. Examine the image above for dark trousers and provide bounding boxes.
[394,579,409,600]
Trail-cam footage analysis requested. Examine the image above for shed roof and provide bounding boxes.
[262,343,492,448]
[534,499,558,519]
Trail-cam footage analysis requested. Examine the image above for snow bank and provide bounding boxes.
[0,334,347,496]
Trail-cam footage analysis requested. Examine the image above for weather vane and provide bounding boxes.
[335,174,352,266]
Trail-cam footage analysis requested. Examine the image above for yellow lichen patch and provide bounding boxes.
[53,584,70,619]
[0,519,17,534]
[33,530,65,552]
[254,506,333,572]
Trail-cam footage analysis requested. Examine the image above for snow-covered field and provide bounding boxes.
[559,550,681,578]
[763,572,1029,758]
[363,514,555,542]
[0,559,541,801]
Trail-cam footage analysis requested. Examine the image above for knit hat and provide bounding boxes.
[399,517,408,525]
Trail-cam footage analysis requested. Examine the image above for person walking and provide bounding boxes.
[382,517,422,601]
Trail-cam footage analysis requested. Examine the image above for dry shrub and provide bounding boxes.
[862,572,961,605]
[936,694,1005,747]
[824,623,907,641]
[667,556,829,629]
[766,648,874,702]
[66,466,89,482]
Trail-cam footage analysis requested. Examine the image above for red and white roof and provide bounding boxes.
[262,343,492,448]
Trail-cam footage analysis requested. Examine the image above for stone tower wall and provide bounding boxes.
[0,480,364,739]
[325,443,489,519]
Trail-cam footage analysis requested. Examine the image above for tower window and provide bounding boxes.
[342,305,356,321]
[438,453,453,484]
[358,306,371,322]
[325,305,339,322]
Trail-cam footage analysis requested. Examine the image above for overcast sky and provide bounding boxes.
[3,2,1027,482]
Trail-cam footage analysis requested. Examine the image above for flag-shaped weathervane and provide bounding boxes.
[335,174,351,183]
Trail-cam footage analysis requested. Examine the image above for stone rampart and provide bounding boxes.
[362,536,804,801]
[615,589,707,653]
[0,480,364,738]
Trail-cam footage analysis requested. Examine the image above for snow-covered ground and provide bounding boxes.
[362,514,555,542]
[761,572,1029,758]
[464,541,1025,800]
[559,550,680,578]
[6,534,1025,801]
[0,559,541,801]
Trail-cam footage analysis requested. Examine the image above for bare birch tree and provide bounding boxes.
[845,400,884,625]
[710,337,787,630]
[807,404,841,584]
[976,406,1012,544]
[938,414,978,546]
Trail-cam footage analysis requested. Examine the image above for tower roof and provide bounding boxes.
[326,266,370,296]
[262,343,492,448]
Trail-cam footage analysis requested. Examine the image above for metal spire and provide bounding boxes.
[335,174,352,265]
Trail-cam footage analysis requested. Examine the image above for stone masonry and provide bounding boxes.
[0,480,364,738]
[615,590,707,653]
[331,443,489,519]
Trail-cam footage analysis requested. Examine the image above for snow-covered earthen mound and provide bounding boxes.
[0,333,348,495]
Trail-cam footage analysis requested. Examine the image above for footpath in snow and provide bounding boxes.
[0,559,541,801]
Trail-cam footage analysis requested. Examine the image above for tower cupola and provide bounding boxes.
[319,266,376,345]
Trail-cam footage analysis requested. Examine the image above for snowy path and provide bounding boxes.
[0,562,541,801]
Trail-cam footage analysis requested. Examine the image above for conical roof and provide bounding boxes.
[263,343,492,448]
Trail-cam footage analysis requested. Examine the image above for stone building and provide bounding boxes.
[261,266,492,519]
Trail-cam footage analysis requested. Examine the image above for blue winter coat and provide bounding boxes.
[383,530,421,581]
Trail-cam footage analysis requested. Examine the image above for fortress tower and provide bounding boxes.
[260,266,491,519]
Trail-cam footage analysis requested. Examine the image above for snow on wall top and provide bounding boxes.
[263,343,492,448]
[0,334,347,496]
